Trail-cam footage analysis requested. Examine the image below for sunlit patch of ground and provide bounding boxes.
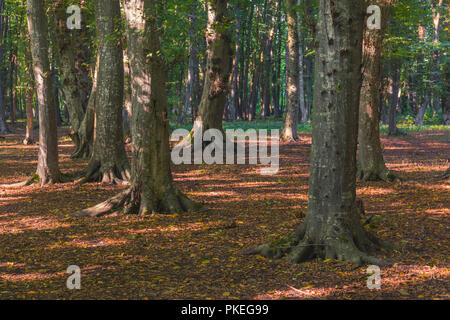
[0,125,448,299]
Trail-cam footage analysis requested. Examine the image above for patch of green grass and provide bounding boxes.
[380,124,450,134]
[171,120,313,133]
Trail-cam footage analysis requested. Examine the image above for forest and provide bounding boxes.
[0,0,448,302]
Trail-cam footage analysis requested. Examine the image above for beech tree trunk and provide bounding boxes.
[179,0,233,146]
[282,0,300,141]
[73,0,197,217]
[79,0,130,184]
[358,0,394,182]
[26,0,61,185]
[252,0,392,265]
[54,1,86,157]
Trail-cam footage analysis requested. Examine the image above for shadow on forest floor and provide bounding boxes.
[0,125,448,299]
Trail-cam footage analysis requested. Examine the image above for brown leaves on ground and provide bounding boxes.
[0,126,448,300]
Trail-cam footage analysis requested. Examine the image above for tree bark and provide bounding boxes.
[297,0,307,124]
[80,0,130,184]
[251,0,393,265]
[183,6,200,125]
[26,0,62,185]
[388,61,400,136]
[74,0,197,217]
[53,0,87,157]
[282,0,300,141]
[179,0,233,147]
[358,0,395,182]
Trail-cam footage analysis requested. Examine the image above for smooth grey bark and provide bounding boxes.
[251,0,393,265]
[26,0,61,185]
[282,0,300,141]
[80,0,130,184]
[74,0,197,217]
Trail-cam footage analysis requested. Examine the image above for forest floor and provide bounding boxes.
[0,123,449,300]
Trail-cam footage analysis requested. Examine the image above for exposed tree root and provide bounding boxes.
[76,160,130,185]
[248,200,396,266]
[70,133,92,159]
[357,166,398,182]
[72,185,201,217]
[0,172,69,188]
[281,128,299,143]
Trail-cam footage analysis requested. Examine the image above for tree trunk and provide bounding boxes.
[228,11,240,121]
[53,1,86,157]
[297,0,307,124]
[388,62,400,136]
[251,0,392,265]
[179,0,233,147]
[26,0,61,185]
[201,0,233,126]
[357,0,395,182]
[74,0,197,217]
[414,94,431,126]
[282,0,300,141]
[183,6,200,125]
[80,0,129,184]
[241,4,254,120]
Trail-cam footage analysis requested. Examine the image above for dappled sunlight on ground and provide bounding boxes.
[0,128,448,299]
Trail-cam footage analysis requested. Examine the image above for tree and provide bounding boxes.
[178,0,233,147]
[251,0,393,265]
[358,0,396,182]
[53,0,87,158]
[73,0,198,217]
[78,0,130,184]
[26,0,61,185]
[281,0,299,141]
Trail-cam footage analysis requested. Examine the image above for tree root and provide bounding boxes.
[72,186,201,217]
[248,201,396,266]
[357,167,398,182]
[76,160,130,185]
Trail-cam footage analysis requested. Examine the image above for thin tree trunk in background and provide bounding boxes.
[241,4,254,120]
[388,62,400,136]
[296,0,307,124]
[0,0,8,134]
[282,0,299,141]
[431,0,443,114]
[358,0,394,182]
[24,87,34,144]
[183,6,199,124]
[26,0,61,185]
[228,11,240,121]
